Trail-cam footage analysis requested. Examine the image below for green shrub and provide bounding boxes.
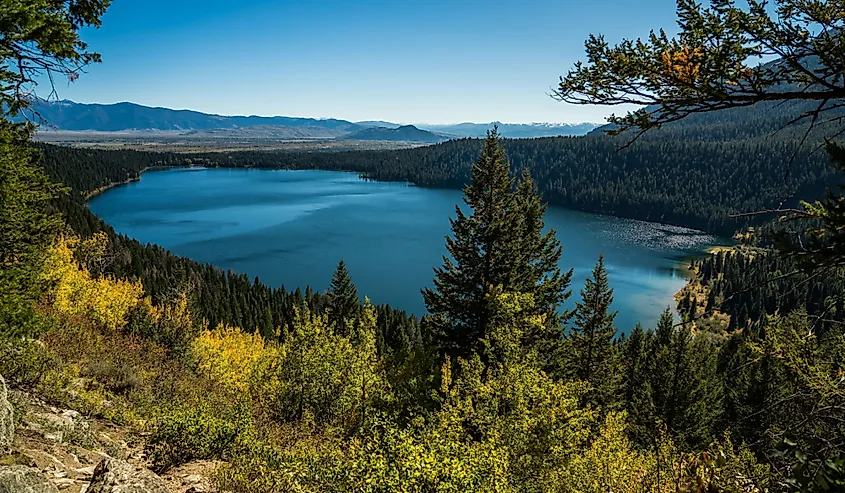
[146,401,253,472]
[214,445,318,493]
[0,339,56,387]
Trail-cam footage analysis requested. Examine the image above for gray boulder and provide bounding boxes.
[0,466,59,493]
[87,457,169,493]
[0,374,12,454]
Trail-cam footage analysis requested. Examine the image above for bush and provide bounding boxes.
[146,401,254,472]
[0,339,56,387]
[192,323,272,394]
[82,358,141,396]
[40,235,144,332]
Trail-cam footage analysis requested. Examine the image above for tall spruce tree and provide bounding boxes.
[0,121,62,338]
[619,322,655,447]
[645,308,722,450]
[422,128,570,357]
[564,254,619,407]
[327,259,360,335]
[512,169,573,360]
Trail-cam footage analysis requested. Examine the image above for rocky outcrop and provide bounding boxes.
[88,457,169,493]
[0,374,12,454]
[3,388,215,492]
[0,466,59,493]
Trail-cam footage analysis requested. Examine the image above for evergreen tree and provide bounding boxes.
[422,129,515,355]
[619,323,655,446]
[564,255,619,408]
[422,128,569,358]
[0,121,63,338]
[512,169,573,362]
[0,0,109,340]
[327,259,360,335]
[644,308,722,450]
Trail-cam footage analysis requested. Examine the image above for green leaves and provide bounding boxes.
[557,0,845,137]
[0,120,62,339]
[773,438,845,492]
[0,0,110,116]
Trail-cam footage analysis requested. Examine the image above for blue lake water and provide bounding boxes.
[89,168,720,331]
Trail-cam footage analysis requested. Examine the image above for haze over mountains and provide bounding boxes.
[417,122,599,138]
[25,100,599,142]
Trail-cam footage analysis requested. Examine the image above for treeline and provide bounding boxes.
[182,135,833,235]
[682,249,845,332]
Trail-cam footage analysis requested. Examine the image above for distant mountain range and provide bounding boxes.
[22,100,599,142]
[417,122,599,138]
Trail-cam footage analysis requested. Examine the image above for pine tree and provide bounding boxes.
[645,308,722,450]
[327,259,360,335]
[422,128,570,358]
[619,323,656,446]
[564,254,619,408]
[512,169,573,362]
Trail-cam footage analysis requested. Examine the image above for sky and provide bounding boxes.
[50,0,682,124]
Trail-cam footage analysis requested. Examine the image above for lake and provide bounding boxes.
[89,168,720,331]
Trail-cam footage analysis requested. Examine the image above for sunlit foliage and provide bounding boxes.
[40,234,144,331]
[193,323,275,394]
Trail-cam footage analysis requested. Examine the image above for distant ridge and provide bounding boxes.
[22,100,362,135]
[343,124,447,143]
[418,121,599,138]
[20,100,600,141]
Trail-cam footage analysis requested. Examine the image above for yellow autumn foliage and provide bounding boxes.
[662,45,703,83]
[40,235,144,331]
[192,323,275,393]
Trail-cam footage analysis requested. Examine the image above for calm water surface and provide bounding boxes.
[89,168,720,330]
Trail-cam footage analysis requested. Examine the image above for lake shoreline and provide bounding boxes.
[89,168,722,330]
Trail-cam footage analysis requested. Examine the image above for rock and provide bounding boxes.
[186,486,205,493]
[75,465,96,477]
[87,457,169,493]
[0,466,59,493]
[33,408,89,437]
[43,432,64,442]
[53,477,76,490]
[0,374,13,454]
[182,474,202,484]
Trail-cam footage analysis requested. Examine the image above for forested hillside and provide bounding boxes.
[21,125,845,493]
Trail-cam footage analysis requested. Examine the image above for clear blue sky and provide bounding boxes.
[54,0,681,124]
